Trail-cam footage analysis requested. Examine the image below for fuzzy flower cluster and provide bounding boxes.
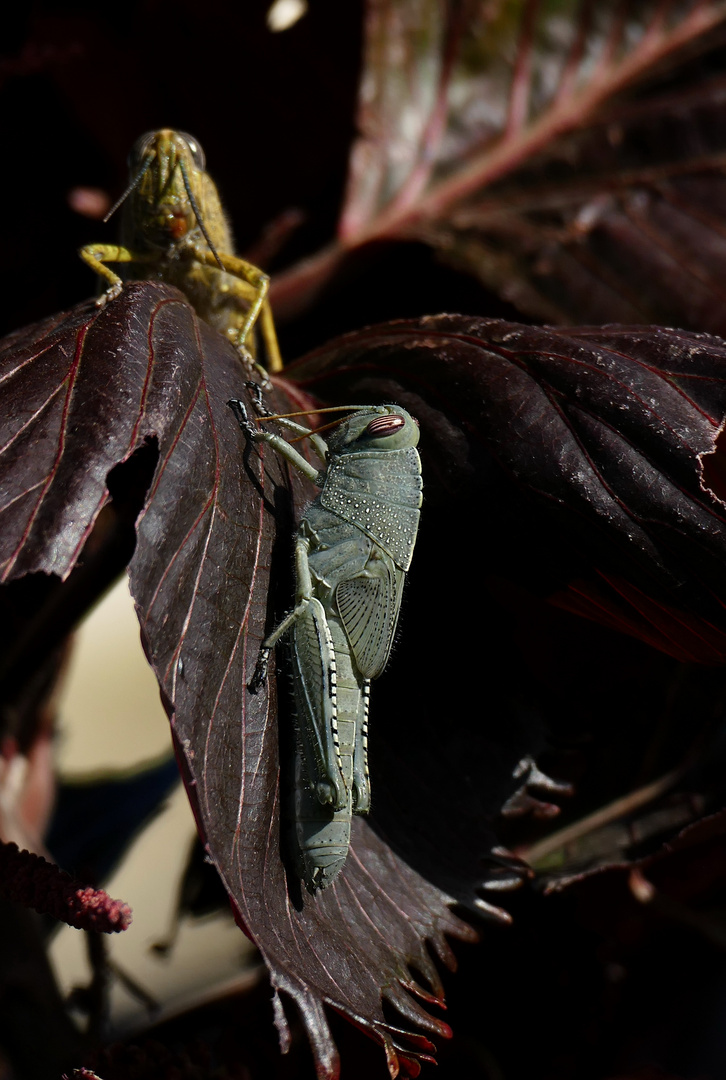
[0,841,132,932]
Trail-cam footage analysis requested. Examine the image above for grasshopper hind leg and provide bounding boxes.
[248,647,272,695]
[246,599,309,695]
[290,598,348,811]
[352,679,371,812]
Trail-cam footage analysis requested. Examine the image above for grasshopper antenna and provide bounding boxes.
[289,416,348,442]
[179,158,225,271]
[257,406,381,421]
[103,155,154,223]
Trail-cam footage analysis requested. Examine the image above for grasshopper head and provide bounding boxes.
[326,405,420,454]
[121,129,222,253]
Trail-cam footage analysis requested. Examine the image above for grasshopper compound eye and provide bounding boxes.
[127,131,157,169]
[365,414,406,437]
[178,132,206,170]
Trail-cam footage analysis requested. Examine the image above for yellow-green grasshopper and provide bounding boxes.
[80,129,282,373]
[229,394,423,890]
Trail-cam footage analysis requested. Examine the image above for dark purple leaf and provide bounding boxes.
[339,0,726,238]
[0,285,478,1080]
[429,74,726,336]
[8,292,726,1077]
[287,314,726,664]
[273,1,726,333]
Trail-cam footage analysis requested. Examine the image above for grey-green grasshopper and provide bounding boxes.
[80,128,282,373]
[229,395,423,891]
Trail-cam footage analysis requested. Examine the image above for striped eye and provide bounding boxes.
[365,414,405,437]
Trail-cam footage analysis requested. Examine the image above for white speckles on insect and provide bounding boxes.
[239,404,422,889]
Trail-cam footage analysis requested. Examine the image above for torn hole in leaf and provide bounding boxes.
[0,437,160,735]
[106,435,160,525]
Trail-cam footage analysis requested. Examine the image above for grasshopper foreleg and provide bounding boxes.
[79,244,153,305]
[227,398,258,441]
[192,246,281,373]
[245,381,274,418]
[228,399,322,484]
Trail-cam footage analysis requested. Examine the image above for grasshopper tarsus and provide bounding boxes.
[245,380,274,416]
[227,398,259,442]
[95,282,123,308]
[248,648,271,694]
[238,355,272,392]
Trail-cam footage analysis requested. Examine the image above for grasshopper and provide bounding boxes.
[80,129,282,373]
[229,393,422,891]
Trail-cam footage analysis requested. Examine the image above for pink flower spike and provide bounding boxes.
[0,840,132,933]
